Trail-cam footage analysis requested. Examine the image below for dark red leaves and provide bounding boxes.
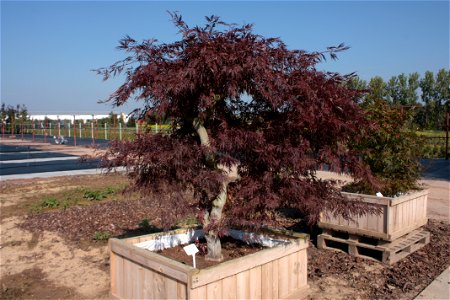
[98,13,375,229]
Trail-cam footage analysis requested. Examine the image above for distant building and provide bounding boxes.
[29,114,129,123]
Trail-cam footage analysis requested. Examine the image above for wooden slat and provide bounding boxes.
[221,275,237,299]
[110,251,117,295]
[409,199,414,226]
[390,189,429,205]
[249,266,262,299]
[341,192,391,205]
[378,206,385,233]
[164,276,178,299]
[422,195,428,219]
[132,266,144,299]
[278,255,289,298]
[114,254,124,298]
[236,270,250,299]
[398,204,403,232]
[177,282,187,300]
[288,252,298,293]
[152,271,166,299]
[402,201,408,227]
[190,285,207,300]
[366,210,379,232]
[389,219,428,240]
[206,280,222,299]
[297,249,307,290]
[143,268,155,299]
[272,257,279,298]
[123,259,133,299]
[191,240,307,288]
[124,236,141,245]
[261,262,273,299]
[317,222,389,240]
[110,239,191,283]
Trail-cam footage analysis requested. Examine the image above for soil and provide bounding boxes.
[1,140,449,299]
[157,237,266,269]
[306,219,450,300]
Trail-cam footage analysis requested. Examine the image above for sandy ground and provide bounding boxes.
[0,139,448,299]
[1,217,110,299]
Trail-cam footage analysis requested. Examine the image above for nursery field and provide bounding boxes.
[0,145,449,299]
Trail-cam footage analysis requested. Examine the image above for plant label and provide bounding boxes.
[183,244,199,268]
[183,243,199,256]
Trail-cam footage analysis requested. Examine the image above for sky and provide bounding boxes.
[2,0,449,115]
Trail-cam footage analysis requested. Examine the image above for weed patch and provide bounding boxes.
[93,231,112,241]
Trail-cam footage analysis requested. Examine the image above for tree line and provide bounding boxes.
[0,103,28,126]
[347,69,450,130]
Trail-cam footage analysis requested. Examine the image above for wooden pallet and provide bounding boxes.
[317,228,430,265]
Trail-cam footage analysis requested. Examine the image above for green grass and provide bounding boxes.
[29,185,126,213]
[416,130,446,137]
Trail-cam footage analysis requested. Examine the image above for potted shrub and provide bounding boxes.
[319,99,428,241]
[98,13,377,299]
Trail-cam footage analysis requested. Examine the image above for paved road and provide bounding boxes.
[0,143,100,178]
[10,134,111,148]
[421,159,450,181]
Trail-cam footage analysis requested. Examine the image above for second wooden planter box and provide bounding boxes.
[109,228,309,299]
[318,189,429,241]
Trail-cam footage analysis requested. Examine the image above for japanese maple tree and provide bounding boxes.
[97,13,376,261]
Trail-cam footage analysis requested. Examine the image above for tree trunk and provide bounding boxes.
[205,233,223,261]
[193,119,240,261]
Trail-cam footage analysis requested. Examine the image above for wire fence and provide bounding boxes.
[422,136,448,159]
[1,119,449,159]
[1,119,169,146]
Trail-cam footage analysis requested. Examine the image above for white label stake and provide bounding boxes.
[183,244,199,268]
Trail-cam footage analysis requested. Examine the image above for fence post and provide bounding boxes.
[119,123,122,140]
[58,116,61,138]
[73,116,77,146]
[446,112,449,160]
[44,119,47,143]
[32,119,35,141]
[91,115,95,145]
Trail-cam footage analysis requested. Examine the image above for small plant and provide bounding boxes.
[40,197,60,208]
[84,190,105,201]
[83,186,117,201]
[138,218,161,233]
[93,231,112,241]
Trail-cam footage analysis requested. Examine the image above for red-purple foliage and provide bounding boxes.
[97,13,377,233]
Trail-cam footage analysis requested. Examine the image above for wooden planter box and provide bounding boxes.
[109,228,309,299]
[318,189,428,241]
